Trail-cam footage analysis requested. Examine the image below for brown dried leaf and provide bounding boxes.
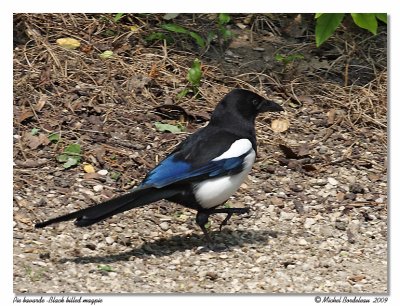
[327,109,337,125]
[38,133,50,146]
[14,158,48,168]
[271,118,290,133]
[17,109,34,123]
[23,132,50,150]
[148,63,160,79]
[83,172,102,180]
[297,95,314,104]
[348,275,366,282]
[35,94,47,112]
[279,144,309,159]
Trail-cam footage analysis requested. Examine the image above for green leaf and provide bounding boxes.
[274,53,284,62]
[63,157,80,169]
[56,154,69,162]
[188,31,205,48]
[31,128,40,136]
[275,53,304,65]
[154,122,184,134]
[315,13,345,47]
[57,143,82,168]
[315,13,324,19]
[187,59,202,87]
[113,13,125,23]
[48,133,60,143]
[351,13,378,35]
[97,265,114,272]
[161,23,189,34]
[64,143,81,154]
[220,28,233,40]
[99,50,113,59]
[177,88,189,99]
[219,13,231,25]
[161,23,205,48]
[375,13,387,24]
[145,32,167,42]
[110,171,121,181]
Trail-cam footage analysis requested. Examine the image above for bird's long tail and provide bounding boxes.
[35,187,180,228]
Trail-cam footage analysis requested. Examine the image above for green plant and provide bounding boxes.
[56,143,82,169]
[113,13,125,23]
[217,13,233,41]
[178,58,202,98]
[48,133,60,143]
[187,58,202,88]
[97,264,114,272]
[154,122,186,133]
[315,13,387,47]
[161,23,205,48]
[275,53,304,65]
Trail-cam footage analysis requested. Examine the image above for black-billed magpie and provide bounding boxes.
[35,89,283,244]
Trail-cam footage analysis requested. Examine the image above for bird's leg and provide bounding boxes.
[208,207,250,231]
[219,212,233,231]
[195,210,213,245]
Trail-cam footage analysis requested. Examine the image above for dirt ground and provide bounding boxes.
[13,14,387,293]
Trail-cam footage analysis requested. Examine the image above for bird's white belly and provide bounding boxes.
[194,149,255,208]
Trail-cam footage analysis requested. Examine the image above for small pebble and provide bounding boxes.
[98,169,108,176]
[298,238,308,245]
[335,220,347,231]
[93,185,103,192]
[304,218,316,229]
[105,237,115,244]
[160,222,169,231]
[280,211,296,220]
[327,177,338,186]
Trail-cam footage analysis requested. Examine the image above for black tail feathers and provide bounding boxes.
[35,187,180,228]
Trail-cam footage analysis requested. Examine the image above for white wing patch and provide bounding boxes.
[212,138,253,161]
[194,146,256,209]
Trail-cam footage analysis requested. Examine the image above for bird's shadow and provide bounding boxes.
[59,228,276,265]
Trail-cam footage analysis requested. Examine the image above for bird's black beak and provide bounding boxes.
[259,99,284,113]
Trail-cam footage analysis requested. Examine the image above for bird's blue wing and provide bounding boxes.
[140,151,250,188]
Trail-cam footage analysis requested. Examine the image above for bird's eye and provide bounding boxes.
[252,98,261,108]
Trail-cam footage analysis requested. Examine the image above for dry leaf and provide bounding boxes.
[56,37,80,49]
[271,118,290,133]
[23,132,49,149]
[18,109,34,123]
[83,164,95,173]
[297,95,314,104]
[83,172,102,180]
[14,158,48,168]
[327,109,336,125]
[348,275,366,282]
[80,44,93,54]
[148,63,159,79]
[35,94,47,112]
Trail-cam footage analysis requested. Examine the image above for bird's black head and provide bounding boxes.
[210,88,284,124]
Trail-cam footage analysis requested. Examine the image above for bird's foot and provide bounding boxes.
[214,207,250,231]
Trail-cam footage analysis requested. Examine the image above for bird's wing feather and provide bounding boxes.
[140,151,250,188]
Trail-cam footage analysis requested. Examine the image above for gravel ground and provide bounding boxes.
[13,14,387,293]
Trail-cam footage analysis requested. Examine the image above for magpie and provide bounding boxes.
[35,89,283,245]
